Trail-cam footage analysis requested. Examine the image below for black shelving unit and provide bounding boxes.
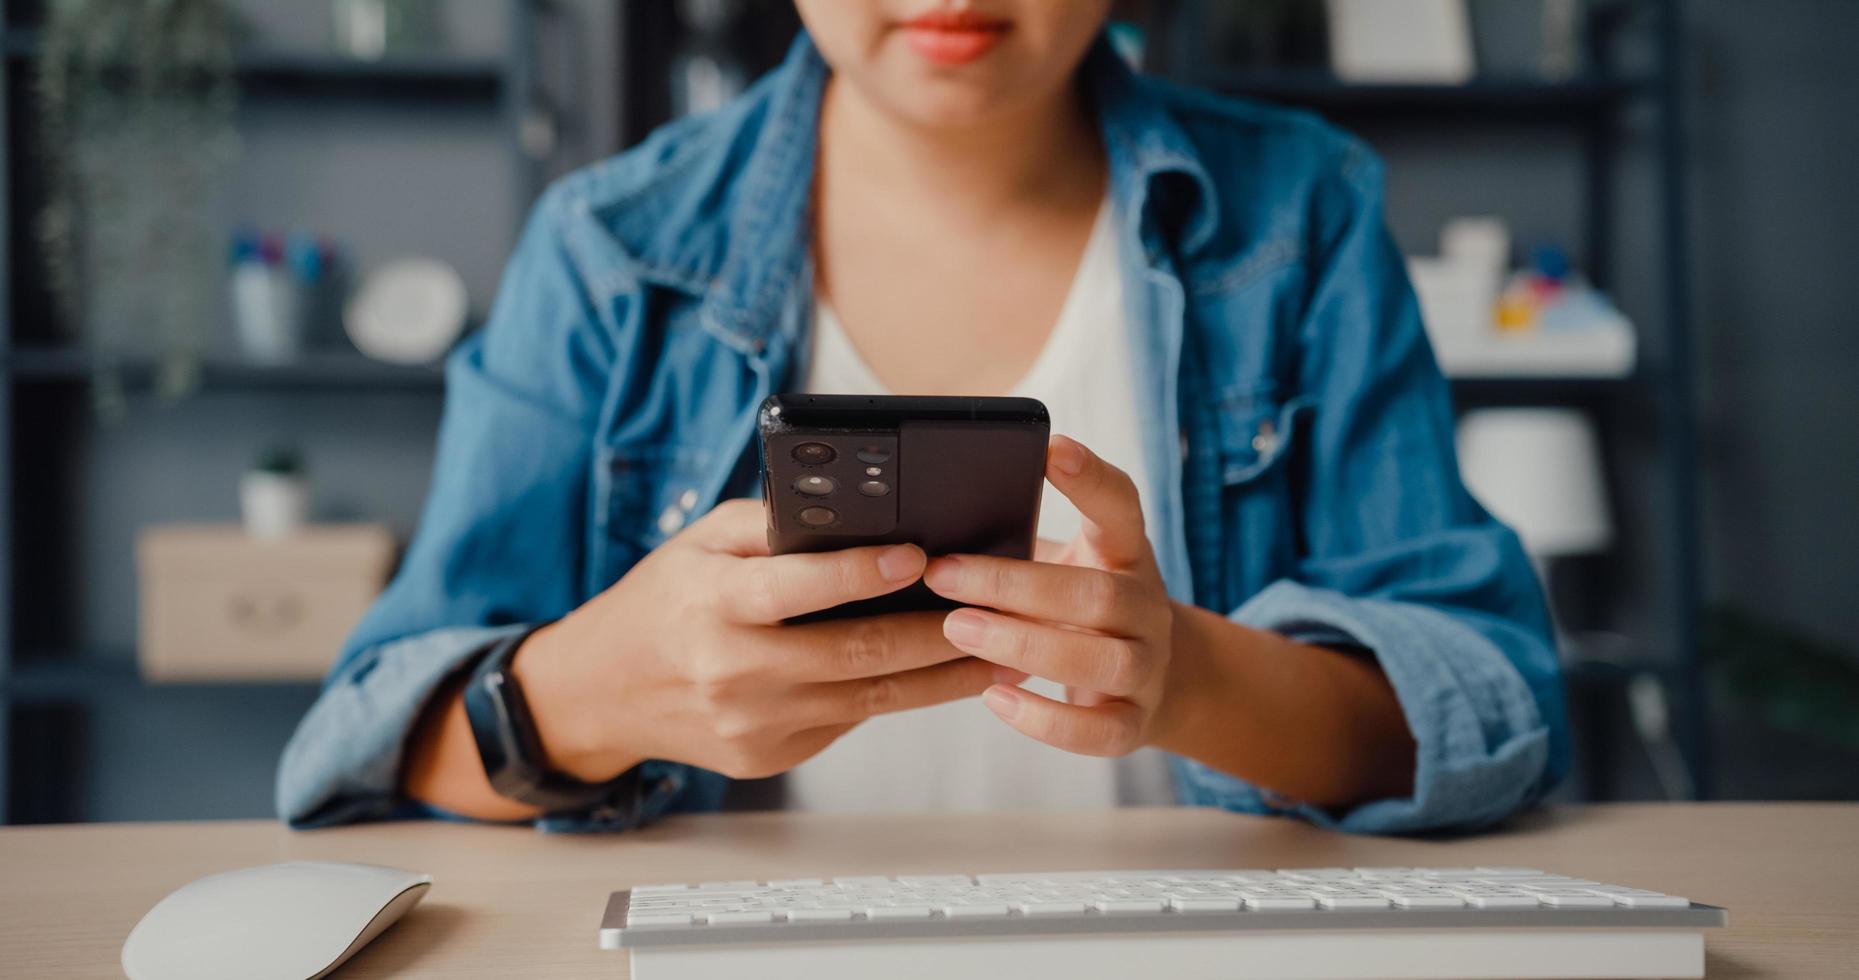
[1198,70,1652,116]
[1170,2,1706,797]
[0,1,550,824]
[3,29,507,97]
[6,346,446,390]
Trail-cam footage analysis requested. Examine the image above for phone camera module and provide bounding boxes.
[793,474,836,496]
[792,442,836,465]
[858,480,891,497]
[797,505,838,528]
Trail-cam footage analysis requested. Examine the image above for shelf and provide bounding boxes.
[1204,72,1650,119]
[3,657,321,705]
[1449,373,1640,405]
[3,29,505,100]
[5,347,447,392]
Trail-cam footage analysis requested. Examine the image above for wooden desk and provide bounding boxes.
[1,804,1852,978]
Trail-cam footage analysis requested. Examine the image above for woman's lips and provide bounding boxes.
[899,11,1011,66]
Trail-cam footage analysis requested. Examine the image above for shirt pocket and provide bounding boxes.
[590,443,718,590]
[1213,380,1313,608]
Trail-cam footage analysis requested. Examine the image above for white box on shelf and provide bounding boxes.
[1326,0,1476,84]
[136,523,396,682]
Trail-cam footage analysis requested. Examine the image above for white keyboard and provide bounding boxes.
[601,867,1725,979]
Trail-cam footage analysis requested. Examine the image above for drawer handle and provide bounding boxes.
[227,592,306,634]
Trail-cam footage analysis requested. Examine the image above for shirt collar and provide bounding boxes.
[698,32,1220,355]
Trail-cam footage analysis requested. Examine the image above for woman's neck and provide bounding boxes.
[816,75,1106,226]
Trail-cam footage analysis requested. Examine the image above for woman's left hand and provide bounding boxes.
[923,435,1183,756]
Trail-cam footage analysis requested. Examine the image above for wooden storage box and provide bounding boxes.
[136,523,396,682]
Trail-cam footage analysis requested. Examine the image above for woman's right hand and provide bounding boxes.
[509,499,1006,783]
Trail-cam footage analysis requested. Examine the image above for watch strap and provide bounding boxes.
[462,626,640,815]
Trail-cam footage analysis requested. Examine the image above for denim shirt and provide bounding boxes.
[278,34,1567,834]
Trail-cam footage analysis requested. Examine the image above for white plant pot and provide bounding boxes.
[240,471,310,540]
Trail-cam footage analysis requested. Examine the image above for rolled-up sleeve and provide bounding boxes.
[1174,147,1569,833]
[276,184,711,830]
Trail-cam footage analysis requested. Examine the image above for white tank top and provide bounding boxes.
[789,199,1176,813]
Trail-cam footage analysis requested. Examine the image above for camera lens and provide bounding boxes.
[793,474,836,496]
[797,506,837,528]
[858,480,891,497]
[855,446,891,464]
[792,442,835,465]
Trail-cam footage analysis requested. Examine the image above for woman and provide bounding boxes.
[279,1,1566,834]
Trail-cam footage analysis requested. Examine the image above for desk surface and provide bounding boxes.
[1,804,1853,978]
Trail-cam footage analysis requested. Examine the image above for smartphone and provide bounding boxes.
[758,393,1049,619]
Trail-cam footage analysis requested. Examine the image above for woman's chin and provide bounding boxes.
[868,76,1034,131]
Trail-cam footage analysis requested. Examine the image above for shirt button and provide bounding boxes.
[678,488,699,511]
[1251,421,1279,456]
[657,505,686,536]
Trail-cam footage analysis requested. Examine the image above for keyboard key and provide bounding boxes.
[1540,894,1615,909]
[709,911,776,925]
[1390,895,1465,909]
[1417,868,1481,877]
[1464,894,1542,909]
[1277,868,1356,881]
[1317,895,1390,910]
[767,878,824,889]
[867,906,934,920]
[700,880,759,890]
[1169,897,1241,912]
[1474,867,1544,876]
[899,875,973,886]
[1094,899,1166,914]
[1245,896,1317,911]
[834,876,893,887]
[786,908,854,923]
[1019,901,1088,916]
[944,904,1013,919]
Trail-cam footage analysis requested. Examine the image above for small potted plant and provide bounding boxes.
[241,446,310,540]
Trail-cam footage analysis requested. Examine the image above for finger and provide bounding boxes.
[684,498,772,556]
[721,544,926,624]
[982,684,1146,757]
[802,657,1005,725]
[942,608,1152,697]
[1032,537,1068,562]
[767,611,973,680]
[1045,435,1149,567]
[923,554,1148,634]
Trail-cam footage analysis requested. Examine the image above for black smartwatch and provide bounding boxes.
[462,626,639,815]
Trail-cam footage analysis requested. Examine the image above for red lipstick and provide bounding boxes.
[899,9,1011,66]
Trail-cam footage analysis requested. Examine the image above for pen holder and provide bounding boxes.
[231,261,306,365]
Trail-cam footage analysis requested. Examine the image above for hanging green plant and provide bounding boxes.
[36,0,242,414]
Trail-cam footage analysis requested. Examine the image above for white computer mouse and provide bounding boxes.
[122,859,432,980]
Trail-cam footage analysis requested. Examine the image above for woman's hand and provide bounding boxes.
[512,499,1002,784]
[925,435,1418,808]
[923,435,1182,756]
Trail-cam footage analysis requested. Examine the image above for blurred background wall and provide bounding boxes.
[1,0,1854,824]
